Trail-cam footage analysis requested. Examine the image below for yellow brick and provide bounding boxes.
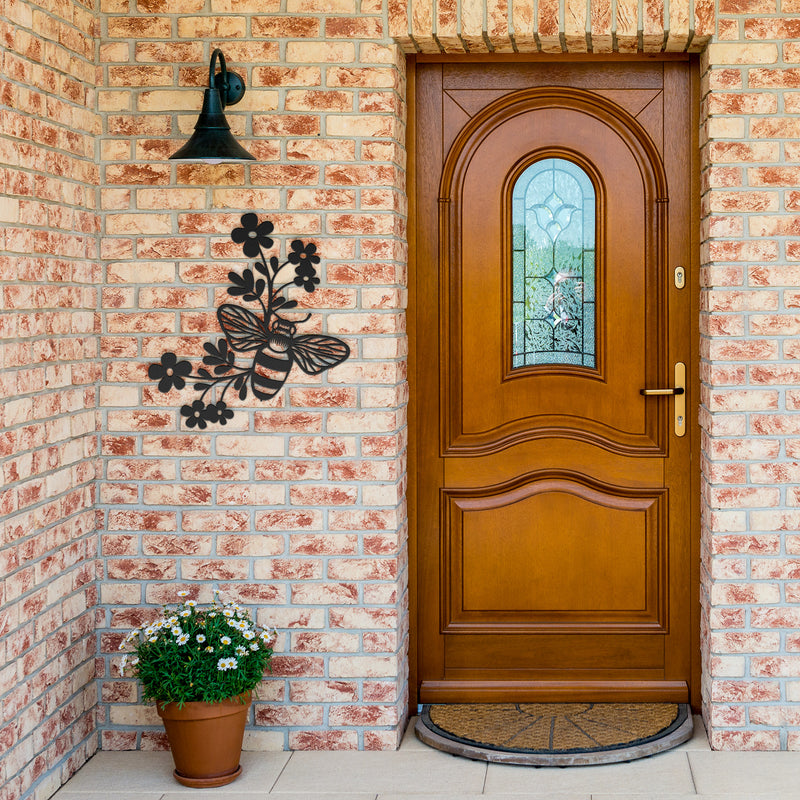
[100,42,131,62]
[177,16,246,37]
[110,706,161,726]
[105,213,172,235]
[216,436,285,457]
[236,89,279,113]
[211,0,281,9]
[0,197,20,223]
[326,115,397,138]
[286,42,355,63]
[101,188,132,210]
[707,43,779,65]
[100,386,140,407]
[136,188,206,210]
[288,0,355,9]
[137,90,202,112]
[211,188,281,208]
[101,141,132,161]
[707,117,746,140]
[98,91,131,112]
[108,65,173,87]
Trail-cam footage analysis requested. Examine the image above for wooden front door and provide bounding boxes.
[413,60,698,704]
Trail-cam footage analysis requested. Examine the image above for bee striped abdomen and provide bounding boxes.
[252,347,292,399]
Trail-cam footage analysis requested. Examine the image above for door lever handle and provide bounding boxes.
[639,387,684,396]
[639,362,686,437]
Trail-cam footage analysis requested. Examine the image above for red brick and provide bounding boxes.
[255,704,324,727]
[745,17,800,38]
[708,93,777,114]
[750,167,800,187]
[182,559,250,580]
[711,680,781,702]
[752,559,800,579]
[256,510,324,531]
[106,559,177,580]
[288,731,358,750]
[288,679,359,701]
[710,730,781,750]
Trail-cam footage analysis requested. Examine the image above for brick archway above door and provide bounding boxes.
[389,0,714,54]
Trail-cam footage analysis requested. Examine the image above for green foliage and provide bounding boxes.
[119,593,277,706]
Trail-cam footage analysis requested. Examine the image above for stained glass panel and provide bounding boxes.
[511,158,596,369]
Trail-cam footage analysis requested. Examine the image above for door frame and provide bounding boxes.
[406,53,702,711]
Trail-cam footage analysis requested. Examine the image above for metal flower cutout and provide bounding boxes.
[148,214,350,427]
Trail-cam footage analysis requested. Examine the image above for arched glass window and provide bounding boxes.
[512,158,596,369]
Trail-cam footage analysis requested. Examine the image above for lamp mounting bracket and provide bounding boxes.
[214,70,245,107]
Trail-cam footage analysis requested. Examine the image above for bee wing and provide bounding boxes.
[217,304,271,352]
[289,334,350,375]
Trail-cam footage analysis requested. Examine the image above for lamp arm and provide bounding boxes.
[209,48,228,107]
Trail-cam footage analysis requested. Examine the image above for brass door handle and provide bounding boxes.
[639,363,686,437]
[640,387,684,396]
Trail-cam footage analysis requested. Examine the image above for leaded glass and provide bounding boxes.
[511,158,596,369]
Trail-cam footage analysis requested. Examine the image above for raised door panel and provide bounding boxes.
[441,90,668,458]
[442,475,667,633]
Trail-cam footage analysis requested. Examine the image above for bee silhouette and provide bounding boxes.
[149,215,351,427]
[217,303,349,400]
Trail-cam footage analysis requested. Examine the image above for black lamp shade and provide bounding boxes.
[169,50,255,163]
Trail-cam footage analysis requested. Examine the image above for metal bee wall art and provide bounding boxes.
[148,214,350,428]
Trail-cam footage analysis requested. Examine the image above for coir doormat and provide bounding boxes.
[416,703,693,766]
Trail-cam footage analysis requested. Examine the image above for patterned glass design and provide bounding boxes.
[512,158,596,369]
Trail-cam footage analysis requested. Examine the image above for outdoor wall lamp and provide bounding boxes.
[169,48,255,163]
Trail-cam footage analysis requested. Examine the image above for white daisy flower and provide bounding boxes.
[235,646,247,657]
[223,608,235,618]
[220,636,232,646]
[171,626,182,636]
[185,600,197,607]
[196,634,206,644]
[177,590,189,597]
[243,630,255,640]
[177,633,189,645]
[249,643,259,651]
[260,628,277,644]
[179,609,191,618]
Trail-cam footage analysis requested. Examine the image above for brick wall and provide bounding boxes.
[95,3,409,752]
[699,10,800,751]
[8,1,800,794]
[0,0,100,798]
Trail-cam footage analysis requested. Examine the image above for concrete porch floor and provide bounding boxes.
[53,716,800,799]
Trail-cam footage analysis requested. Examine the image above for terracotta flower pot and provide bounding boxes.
[156,693,251,788]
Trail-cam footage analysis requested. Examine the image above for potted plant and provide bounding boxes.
[119,591,277,788]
